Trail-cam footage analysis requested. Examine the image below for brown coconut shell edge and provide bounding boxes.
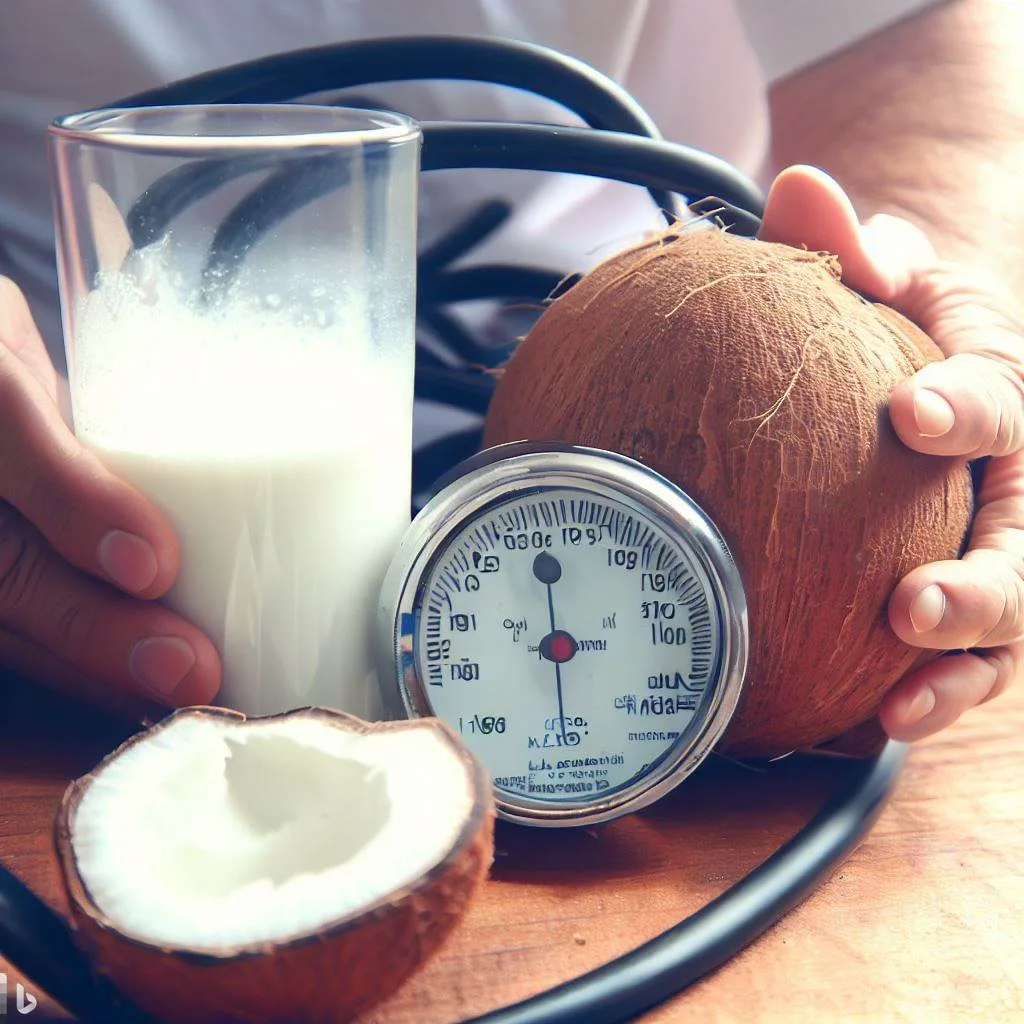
[54,706,495,1024]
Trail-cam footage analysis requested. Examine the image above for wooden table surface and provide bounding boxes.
[1,674,1021,1024]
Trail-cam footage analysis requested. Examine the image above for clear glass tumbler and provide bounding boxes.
[48,104,421,718]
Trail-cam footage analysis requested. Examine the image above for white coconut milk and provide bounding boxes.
[71,264,413,716]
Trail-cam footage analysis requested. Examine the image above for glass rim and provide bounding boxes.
[48,103,421,153]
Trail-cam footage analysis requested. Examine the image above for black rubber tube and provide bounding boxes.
[419,122,764,223]
[419,200,515,272]
[114,36,664,139]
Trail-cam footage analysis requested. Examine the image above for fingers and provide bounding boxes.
[0,278,220,710]
[0,629,165,722]
[878,645,1019,742]
[887,263,1024,459]
[889,554,1024,651]
[889,352,1024,458]
[885,432,1024,741]
[890,448,1024,649]
[0,504,220,706]
[0,335,180,599]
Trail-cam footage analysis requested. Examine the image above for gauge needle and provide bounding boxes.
[533,552,576,742]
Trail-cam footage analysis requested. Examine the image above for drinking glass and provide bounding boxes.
[49,104,421,717]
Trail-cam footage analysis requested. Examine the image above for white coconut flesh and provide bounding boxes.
[69,714,475,951]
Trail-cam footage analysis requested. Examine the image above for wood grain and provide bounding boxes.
[1,673,1021,1023]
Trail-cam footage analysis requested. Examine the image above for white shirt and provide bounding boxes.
[0,0,937,355]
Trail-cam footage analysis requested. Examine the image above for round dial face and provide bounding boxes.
[411,486,725,811]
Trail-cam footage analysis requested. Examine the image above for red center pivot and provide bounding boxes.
[541,630,578,664]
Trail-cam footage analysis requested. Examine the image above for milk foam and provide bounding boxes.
[73,260,382,456]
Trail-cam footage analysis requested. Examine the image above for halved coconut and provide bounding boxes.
[54,706,494,1024]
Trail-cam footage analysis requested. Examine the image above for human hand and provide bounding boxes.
[0,276,220,714]
[759,164,1023,742]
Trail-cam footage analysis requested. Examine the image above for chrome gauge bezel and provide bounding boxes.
[377,441,748,827]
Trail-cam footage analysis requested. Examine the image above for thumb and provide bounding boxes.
[759,164,936,300]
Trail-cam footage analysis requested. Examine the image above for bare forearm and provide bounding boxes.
[768,0,1024,292]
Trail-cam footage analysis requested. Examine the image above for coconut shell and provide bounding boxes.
[483,227,974,757]
[54,706,494,1024]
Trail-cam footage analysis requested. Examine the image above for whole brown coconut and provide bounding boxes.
[484,226,974,757]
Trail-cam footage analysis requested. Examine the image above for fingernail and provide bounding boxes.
[98,530,158,593]
[913,388,955,438]
[130,637,196,699]
[909,584,946,633]
[903,685,937,726]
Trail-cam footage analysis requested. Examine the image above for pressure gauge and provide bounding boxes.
[377,442,748,827]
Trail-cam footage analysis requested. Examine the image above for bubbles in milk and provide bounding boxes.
[73,239,382,456]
